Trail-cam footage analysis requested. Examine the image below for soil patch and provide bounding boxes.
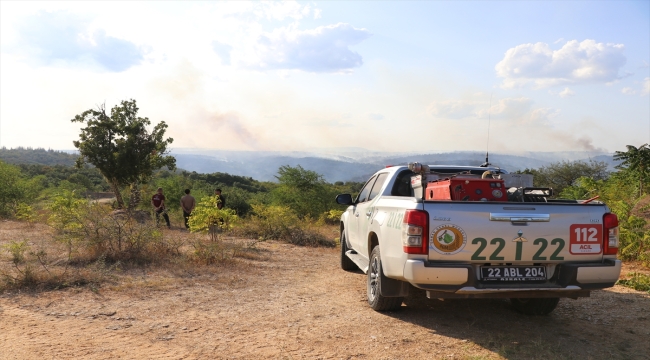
[1,221,649,359]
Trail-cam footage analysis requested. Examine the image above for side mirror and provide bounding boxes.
[335,194,354,205]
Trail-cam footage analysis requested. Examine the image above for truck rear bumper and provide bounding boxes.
[576,260,621,284]
[403,259,621,298]
[403,259,468,285]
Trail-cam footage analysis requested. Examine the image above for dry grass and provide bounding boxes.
[0,217,265,293]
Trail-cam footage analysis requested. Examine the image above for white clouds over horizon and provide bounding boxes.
[237,23,371,73]
[8,10,145,72]
[0,1,648,154]
[428,97,559,125]
[496,40,627,88]
[558,87,575,97]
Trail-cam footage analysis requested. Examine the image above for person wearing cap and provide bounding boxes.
[152,187,171,228]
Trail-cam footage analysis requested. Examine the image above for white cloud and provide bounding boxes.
[428,97,558,124]
[368,113,384,121]
[238,23,371,72]
[212,41,233,65]
[252,1,315,21]
[9,10,145,72]
[559,87,575,97]
[495,40,627,88]
[621,87,636,95]
[427,99,478,119]
[644,77,650,95]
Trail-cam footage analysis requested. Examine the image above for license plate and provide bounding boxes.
[481,266,546,281]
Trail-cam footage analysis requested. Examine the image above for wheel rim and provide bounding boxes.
[368,256,379,302]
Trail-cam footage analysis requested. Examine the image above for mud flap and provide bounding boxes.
[380,269,410,297]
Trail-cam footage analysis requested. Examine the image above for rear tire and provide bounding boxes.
[340,231,357,271]
[510,298,559,315]
[367,246,403,311]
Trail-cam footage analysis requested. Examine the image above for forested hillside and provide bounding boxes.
[0,147,77,166]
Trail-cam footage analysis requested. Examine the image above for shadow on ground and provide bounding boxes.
[383,288,650,359]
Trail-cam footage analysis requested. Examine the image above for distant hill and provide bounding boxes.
[171,149,620,182]
[2,147,620,183]
[0,147,77,166]
[172,153,381,183]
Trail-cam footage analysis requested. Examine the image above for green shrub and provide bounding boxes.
[617,272,650,293]
[235,204,335,247]
[15,203,37,222]
[47,190,172,263]
[1,240,61,290]
[319,209,344,225]
[0,161,29,217]
[3,240,29,264]
[191,239,243,265]
[188,195,239,241]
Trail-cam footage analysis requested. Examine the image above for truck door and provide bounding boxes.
[348,175,376,251]
[354,173,389,257]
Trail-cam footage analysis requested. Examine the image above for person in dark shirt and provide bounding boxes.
[151,187,171,228]
[215,188,225,210]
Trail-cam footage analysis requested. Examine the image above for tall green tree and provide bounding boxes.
[71,99,176,208]
[614,144,650,196]
[270,165,335,219]
[0,161,27,217]
[518,160,609,196]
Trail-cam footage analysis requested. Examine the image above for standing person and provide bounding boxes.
[180,189,196,230]
[214,188,225,210]
[151,187,171,229]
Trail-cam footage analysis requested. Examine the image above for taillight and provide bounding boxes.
[603,213,619,255]
[402,210,428,254]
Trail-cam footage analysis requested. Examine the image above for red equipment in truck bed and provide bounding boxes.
[425,178,506,201]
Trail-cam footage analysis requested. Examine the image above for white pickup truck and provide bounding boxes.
[335,163,621,315]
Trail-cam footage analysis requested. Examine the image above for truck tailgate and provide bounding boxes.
[426,202,608,263]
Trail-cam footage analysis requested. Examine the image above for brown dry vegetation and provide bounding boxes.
[1,220,649,359]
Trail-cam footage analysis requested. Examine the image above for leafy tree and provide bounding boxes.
[614,144,650,196]
[71,99,176,208]
[0,161,27,217]
[270,165,337,219]
[519,160,609,196]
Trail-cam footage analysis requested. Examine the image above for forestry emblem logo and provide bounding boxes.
[430,224,467,255]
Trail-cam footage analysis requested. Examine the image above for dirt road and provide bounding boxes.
[1,232,649,359]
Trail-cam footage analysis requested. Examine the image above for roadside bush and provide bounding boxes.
[561,174,650,266]
[617,272,650,294]
[14,203,37,223]
[608,200,650,266]
[0,238,91,291]
[1,240,40,288]
[318,209,344,225]
[191,238,243,265]
[47,190,174,263]
[235,204,335,247]
[188,195,239,241]
[0,161,38,217]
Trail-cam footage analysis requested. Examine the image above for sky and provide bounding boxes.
[1,1,649,155]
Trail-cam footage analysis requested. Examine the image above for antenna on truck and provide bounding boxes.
[480,93,493,167]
